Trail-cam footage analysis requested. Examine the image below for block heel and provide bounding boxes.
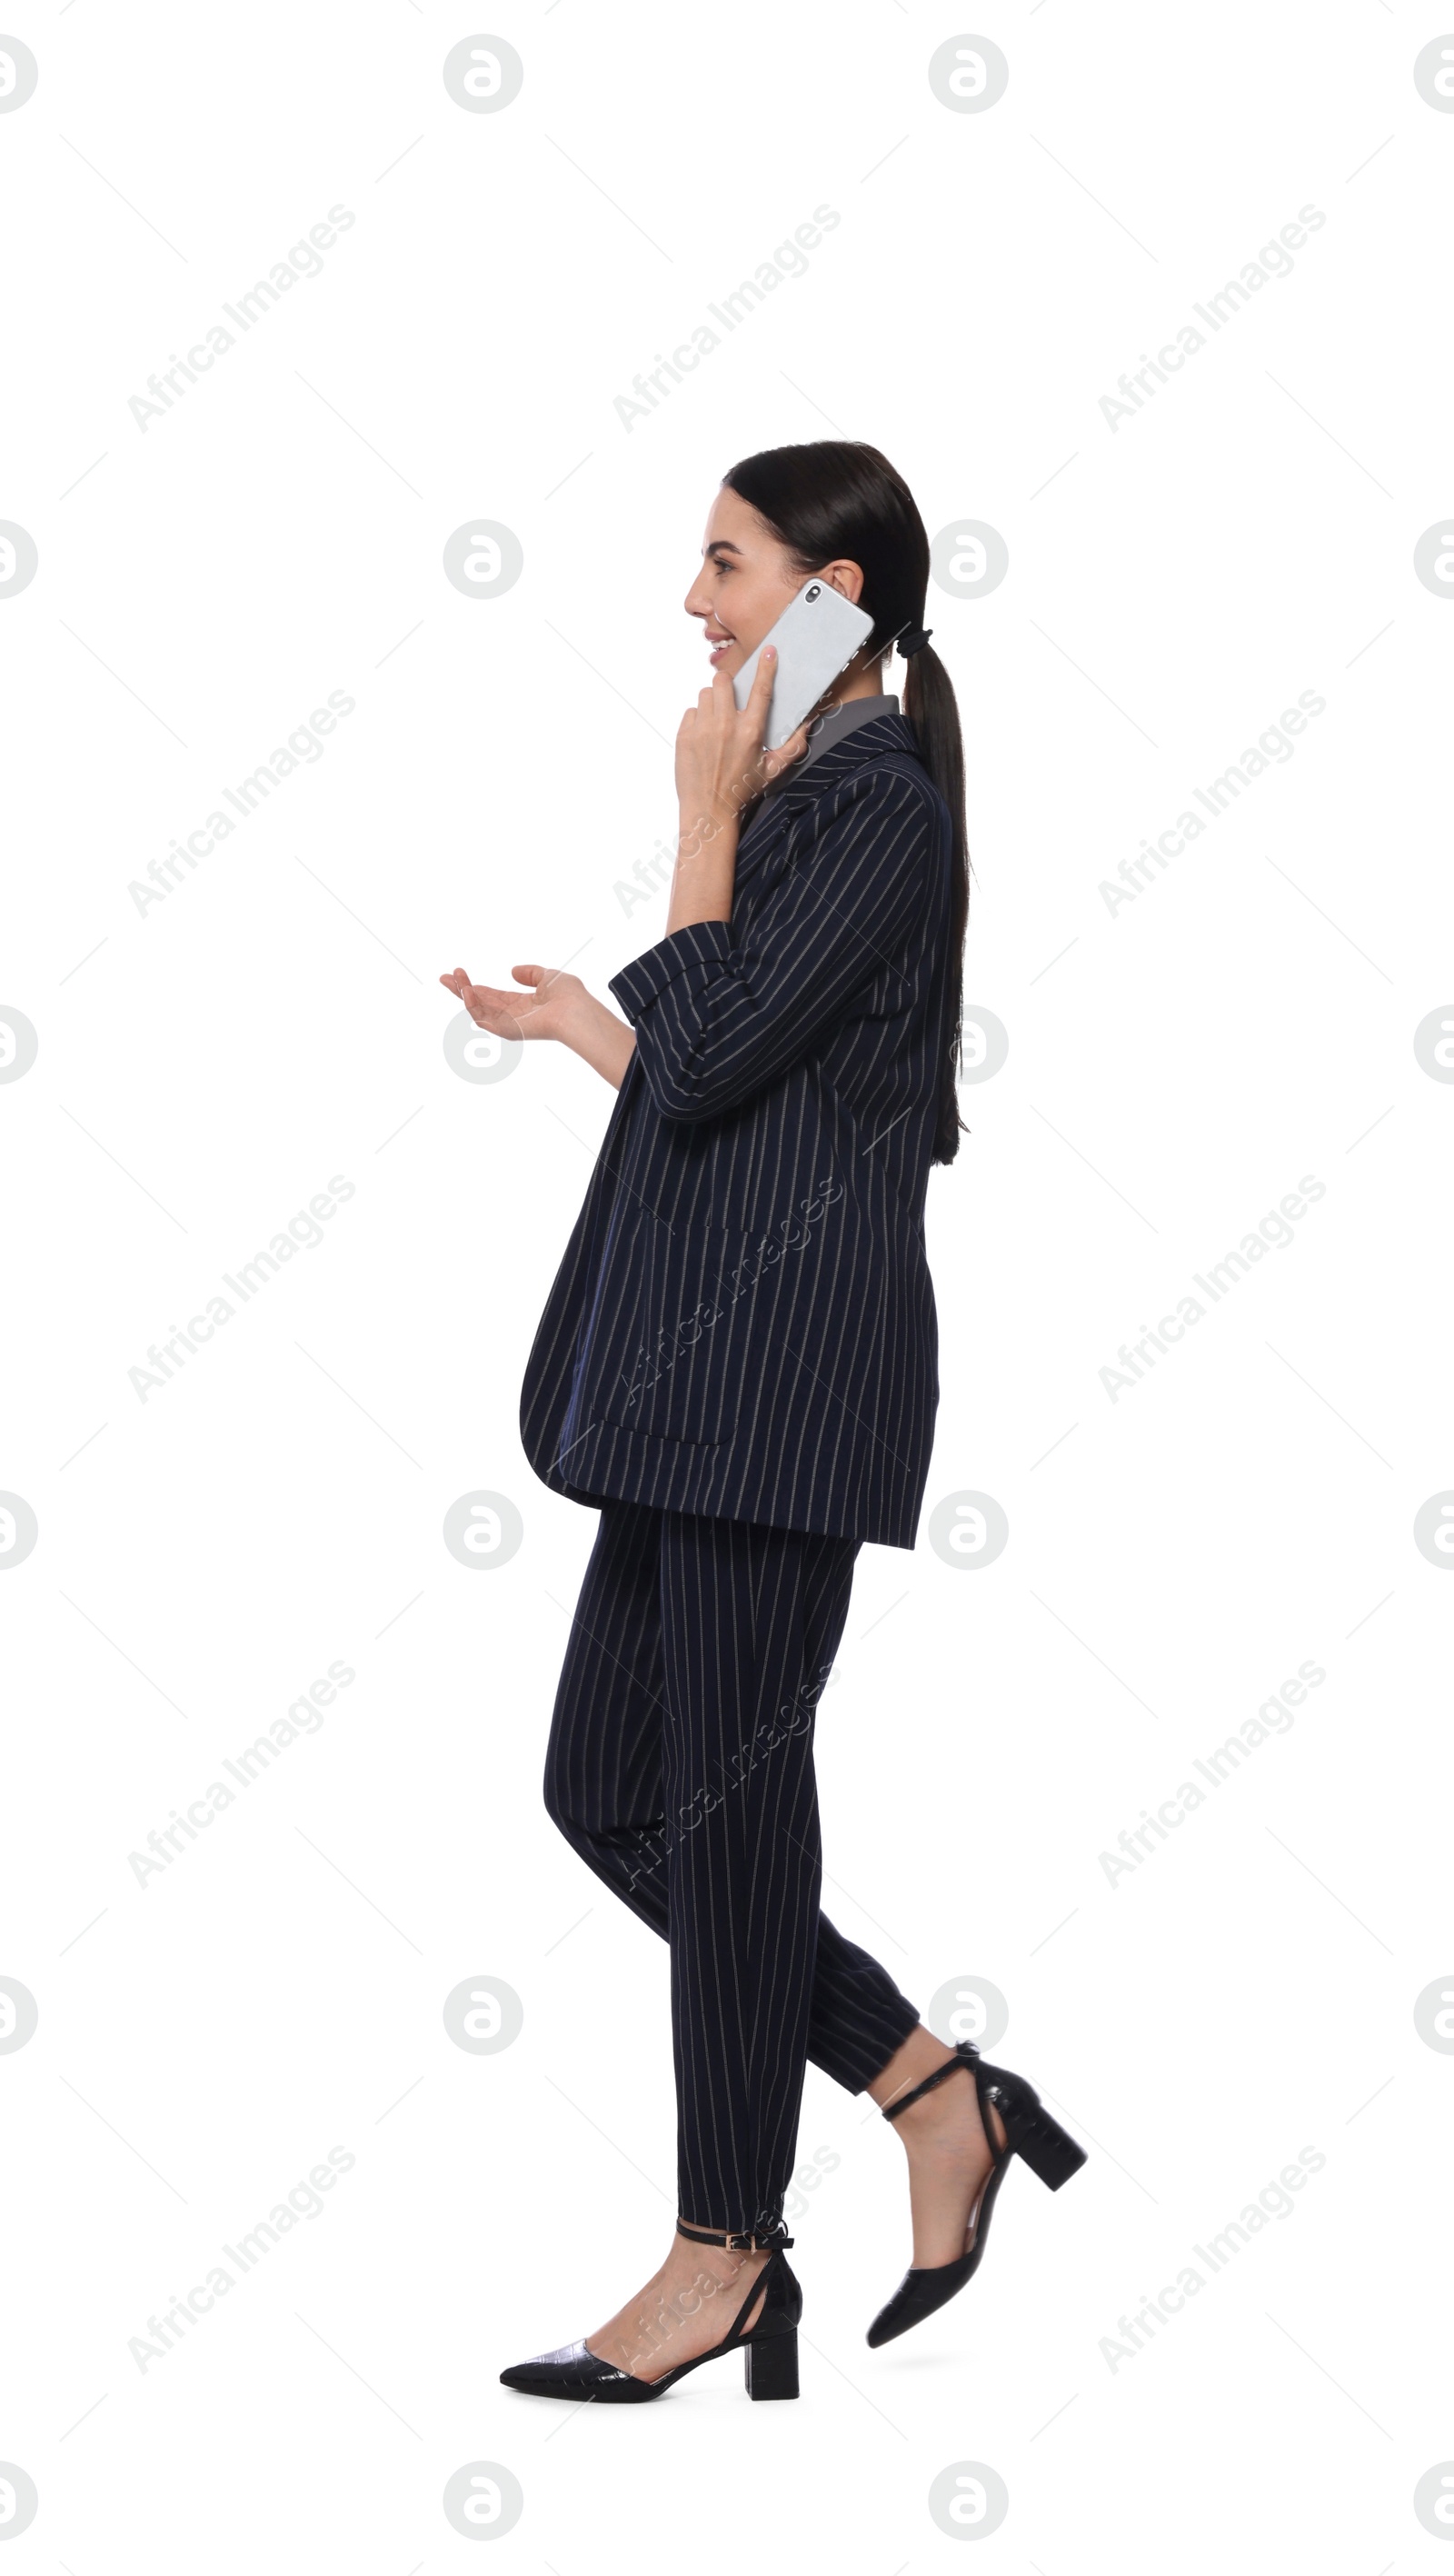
[996,2079,1087,2190]
[743,2326,799,2400]
[867,2041,1088,2350]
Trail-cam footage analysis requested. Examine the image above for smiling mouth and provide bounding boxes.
[706,628,736,664]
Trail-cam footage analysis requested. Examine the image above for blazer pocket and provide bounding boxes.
[594,1218,763,1447]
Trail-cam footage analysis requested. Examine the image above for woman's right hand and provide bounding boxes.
[439,961,585,1044]
[439,962,637,1090]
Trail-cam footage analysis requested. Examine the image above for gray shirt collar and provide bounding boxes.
[762,693,901,795]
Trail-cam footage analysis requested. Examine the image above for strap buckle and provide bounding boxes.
[678,2218,794,2253]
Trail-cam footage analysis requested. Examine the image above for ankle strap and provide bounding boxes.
[881,2039,981,2124]
[676,2218,794,2252]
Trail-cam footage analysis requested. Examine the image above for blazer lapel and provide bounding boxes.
[732,710,922,895]
[770,709,921,809]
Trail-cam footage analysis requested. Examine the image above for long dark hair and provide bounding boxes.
[722,440,971,1165]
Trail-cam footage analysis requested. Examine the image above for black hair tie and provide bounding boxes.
[897,624,933,658]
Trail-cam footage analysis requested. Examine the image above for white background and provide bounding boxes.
[4,1,1453,2566]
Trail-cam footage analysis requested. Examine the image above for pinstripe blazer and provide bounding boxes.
[519,710,953,1548]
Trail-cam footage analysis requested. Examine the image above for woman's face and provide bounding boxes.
[684,484,867,678]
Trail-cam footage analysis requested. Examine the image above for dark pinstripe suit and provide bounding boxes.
[521,711,951,1551]
[526,711,949,2232]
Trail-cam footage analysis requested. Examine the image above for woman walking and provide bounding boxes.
[441,441,1085,2405]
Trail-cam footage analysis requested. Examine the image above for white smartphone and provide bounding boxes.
[732,576,875,751]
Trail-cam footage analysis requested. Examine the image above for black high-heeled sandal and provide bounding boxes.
[867,2040,1087,2349]
[499,2220,802,2402]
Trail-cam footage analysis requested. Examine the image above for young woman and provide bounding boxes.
[441,441,1085,2406]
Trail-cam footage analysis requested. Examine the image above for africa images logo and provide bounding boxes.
[125,208,356,432]
[1097,205,1327,431]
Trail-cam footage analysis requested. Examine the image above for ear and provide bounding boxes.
[818,558,866,605]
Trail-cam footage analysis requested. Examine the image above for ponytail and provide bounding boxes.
[901,642,971,1164]
[722,440,972,1165]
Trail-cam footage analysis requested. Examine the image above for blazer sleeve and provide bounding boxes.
[608,766,940,1123]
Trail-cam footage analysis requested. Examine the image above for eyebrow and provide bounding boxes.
[702,539,742,556]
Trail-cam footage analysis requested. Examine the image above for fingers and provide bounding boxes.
[443,966,546,998]
[439,968,509,1029]
[443,962,554,1027]
[443,969,492,1026]
[745,643,777,719]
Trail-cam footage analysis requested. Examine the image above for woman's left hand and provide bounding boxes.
[674,647,810,834]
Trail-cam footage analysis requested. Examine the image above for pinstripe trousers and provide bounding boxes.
[543,1498,921,2237]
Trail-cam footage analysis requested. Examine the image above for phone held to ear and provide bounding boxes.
[732,577,876,752]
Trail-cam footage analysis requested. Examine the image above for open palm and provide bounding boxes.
[439,962,584,1043]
